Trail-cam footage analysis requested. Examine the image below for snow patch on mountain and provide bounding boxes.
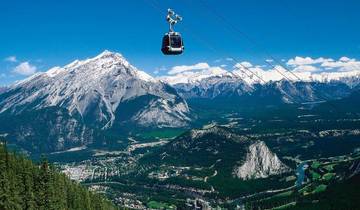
[160,60,360,88]
[159,67,229,85]
[233,141,290,180]
[131,98,190,128]
[0,50,189,128]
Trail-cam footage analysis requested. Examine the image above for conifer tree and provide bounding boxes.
[0,142,118,210]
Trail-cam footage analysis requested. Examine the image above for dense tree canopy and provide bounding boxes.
[0,141,118,210]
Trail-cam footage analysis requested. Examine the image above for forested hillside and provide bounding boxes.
[0,141,118,210]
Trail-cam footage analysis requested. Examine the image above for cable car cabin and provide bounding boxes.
[161,32,184,55]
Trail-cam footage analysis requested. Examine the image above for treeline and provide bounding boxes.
[0,142,118,210]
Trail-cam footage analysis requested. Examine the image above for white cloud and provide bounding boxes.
[12,62,37,76]
[287,56,331,66]
[265,59,274,63]
[241,61,253,68]
[5,56,17,62]
[293,65,318,72]
[234,61,253,69]
[339,56,351,62]
[285,56,360,73]
[0,73,6,78]
[225,57,234,61]
[320,58,360,72]
[168,62,210,75]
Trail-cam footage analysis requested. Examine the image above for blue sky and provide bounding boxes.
[1,0,360,85]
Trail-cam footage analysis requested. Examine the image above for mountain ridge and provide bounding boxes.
[0,51,190,153]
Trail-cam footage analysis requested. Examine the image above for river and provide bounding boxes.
[295,162,308,187]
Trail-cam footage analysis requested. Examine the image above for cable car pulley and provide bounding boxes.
[161,8,184,55]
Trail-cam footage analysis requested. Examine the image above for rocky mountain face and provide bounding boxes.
[142,125,289,181]
[172,77,353,104]
[253,80,352,104]
[173,74,253,99]
[0,51,190,153]
[233,141,290,180]
[141,125,249,166]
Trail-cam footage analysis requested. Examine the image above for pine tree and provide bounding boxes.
[0,143,118,210]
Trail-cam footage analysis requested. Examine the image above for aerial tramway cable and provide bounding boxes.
[196,0,351,111]
[198,0,303,82]
[144,0,267,87]
[144,0,349,112]
[144,0,306,103]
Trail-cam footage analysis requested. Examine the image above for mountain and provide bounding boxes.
[160,66,359,104]
[161,66,360,87]
[163,75,353,105]
[142,125,288,179]
[315,87,360,114]
[233,141,290,180]
[0,87,7,94]
[173,74,253,99]
[253,80,352,104]
[0,51,190,153]
[143,125,249,166]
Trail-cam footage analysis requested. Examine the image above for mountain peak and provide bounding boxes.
[61,50,129,71]
[95,50,124,60]
[85,50,127,66]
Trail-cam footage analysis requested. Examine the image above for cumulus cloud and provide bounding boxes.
[320,58,360,72]
[339,56,351,62]
[5,56,17,62]
[240,61,253,68]
[168,62,210,75]
[287,56,331,66]
[12,62,37,76]
[234,61,253,69]
[285,56,360,73]
[293,65,318,72]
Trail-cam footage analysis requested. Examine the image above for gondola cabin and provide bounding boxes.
[161,32,184,55]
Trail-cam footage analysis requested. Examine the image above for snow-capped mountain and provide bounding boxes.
[1,50,190,128]
[233,141,290,180]
[160,66,358,103]
[158,67,230,85]
[173,74,253,99]
[161,65,360,87]
[0,50,190,152]
[253,80,352,104]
